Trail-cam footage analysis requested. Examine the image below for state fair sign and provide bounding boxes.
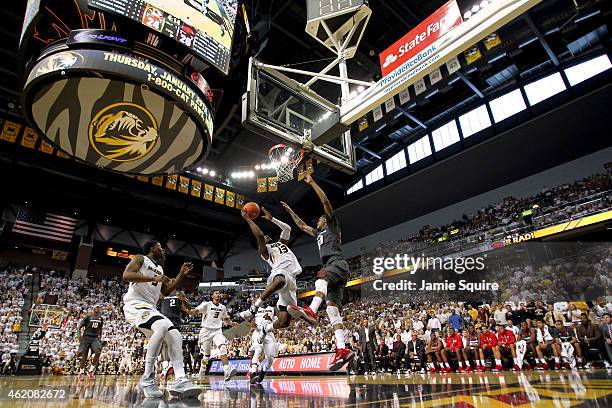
[379,0,463,76]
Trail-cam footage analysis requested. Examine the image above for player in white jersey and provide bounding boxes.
[239,207,301,332]
[122,240,200,399]
[186,290,238,381]
[248,301,279,384]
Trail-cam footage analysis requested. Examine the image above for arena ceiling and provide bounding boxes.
[0,0,611,250]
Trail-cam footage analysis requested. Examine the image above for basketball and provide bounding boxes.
[243,202,260,219]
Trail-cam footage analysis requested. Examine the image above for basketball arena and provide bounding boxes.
[0,0,611,406]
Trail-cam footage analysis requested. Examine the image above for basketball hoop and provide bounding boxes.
[268,144,304,183]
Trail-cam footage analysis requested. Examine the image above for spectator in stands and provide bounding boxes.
[388,332,405,373]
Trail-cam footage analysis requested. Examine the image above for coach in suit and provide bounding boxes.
[389,333,406,372]
[406,332,426,371]
[359,318,377,373]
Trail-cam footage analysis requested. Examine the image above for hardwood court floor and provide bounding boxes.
[0,369,611,407]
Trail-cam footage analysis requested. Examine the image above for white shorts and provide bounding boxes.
[249,331,276,352]
[123,300,169,337]
[268,269,300,308]
[199,328,226,356]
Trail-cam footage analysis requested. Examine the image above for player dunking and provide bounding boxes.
[239,206,301,329]
[282,174,354,371]
[185,290,238,381]
[122,240,200,399]
[76,305,103,381]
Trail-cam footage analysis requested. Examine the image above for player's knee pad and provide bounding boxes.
[219,344,228,356]
[315,279,328,295]
[326,305,342,326]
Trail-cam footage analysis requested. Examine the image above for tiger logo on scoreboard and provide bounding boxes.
[36,51,83,75]
[88,102,159,162]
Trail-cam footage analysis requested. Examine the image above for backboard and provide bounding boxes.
[242,58,356,173]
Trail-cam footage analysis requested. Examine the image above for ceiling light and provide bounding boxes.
[471,5,480,13]
[197,167,202,172]
[464,11,472,19]
[202,168,209,174]
[209,170,216,177]
[248,171,255,177]
[357,85,365,93]
[231,172,237,178]
[480,0,489,7]
[255,165,260,170]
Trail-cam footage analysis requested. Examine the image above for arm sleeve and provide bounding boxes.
[271,217,291,241]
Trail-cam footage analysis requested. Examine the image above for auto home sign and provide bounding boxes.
[379,0,463,76]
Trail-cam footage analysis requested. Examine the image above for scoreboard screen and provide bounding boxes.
[306,0,366,21]
[88,0,239,74]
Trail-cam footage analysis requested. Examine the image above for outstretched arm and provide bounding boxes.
[280,201,315,237]
[305,174,333,219]
[242,208,269,259]
[161,262,193,296]
[262,207,291,245]
[178,292,192,313]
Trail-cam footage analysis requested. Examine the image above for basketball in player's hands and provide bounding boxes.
[243,202,260,219]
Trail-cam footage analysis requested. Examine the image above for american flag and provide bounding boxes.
[12,207,77,243]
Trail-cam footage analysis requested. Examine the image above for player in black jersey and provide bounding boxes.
[77,305,103,381]
[282,174,354,371]
[159,290,188,381]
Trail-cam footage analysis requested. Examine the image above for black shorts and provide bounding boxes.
[79,337,102,355]
[316,258,349,306]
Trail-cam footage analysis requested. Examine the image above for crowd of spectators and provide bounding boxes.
[0,265,27,374]
[298,173,611,281]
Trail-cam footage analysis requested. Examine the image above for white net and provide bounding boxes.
[269,144,304,183]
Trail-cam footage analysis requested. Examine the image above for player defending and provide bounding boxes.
[186,290,238,381]
[122,240,200,399]
[158,290,187,381]
[239,206,300,330]
[76,305,103,381]
[282,174,354,371]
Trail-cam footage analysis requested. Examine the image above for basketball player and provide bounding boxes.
[186,290,238,381]
[122,240,200,399]
[281,174,354,371]
[238,206,300,331]
[158,290,186,381]
[76,305,103,381]
[247,301,278,384]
